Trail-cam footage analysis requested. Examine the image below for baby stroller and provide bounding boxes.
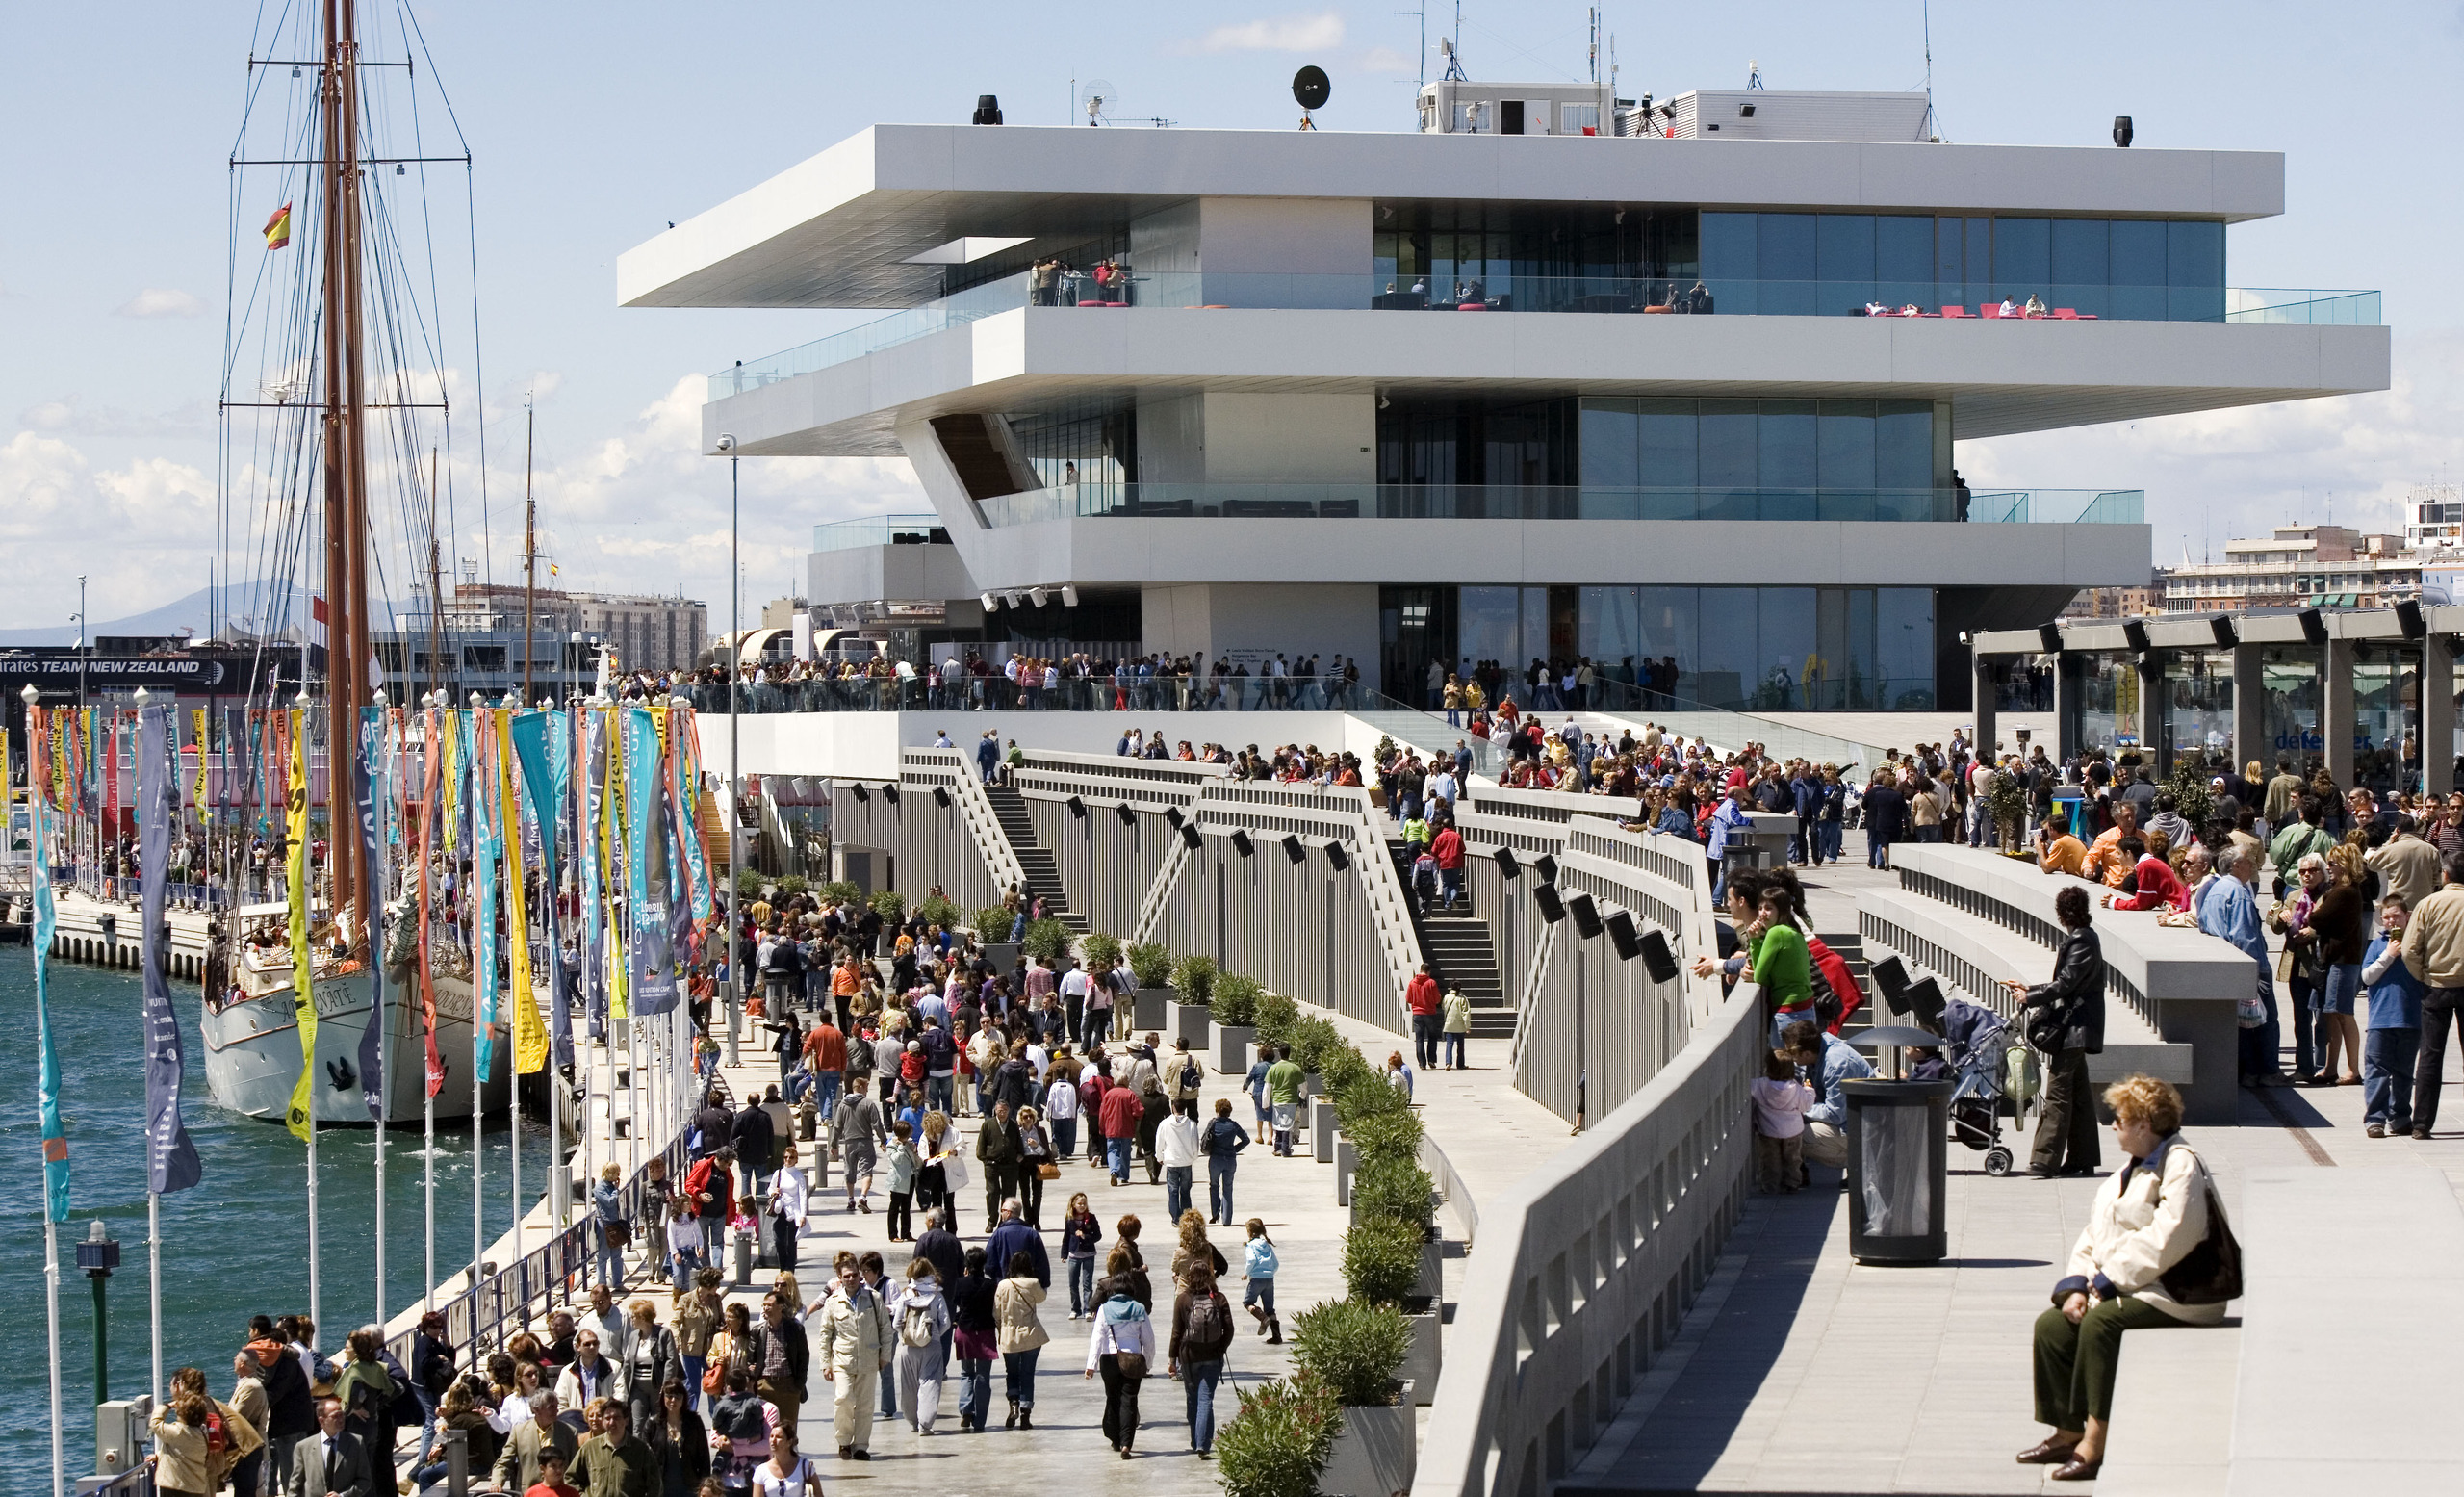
[1938,995,2031,1176]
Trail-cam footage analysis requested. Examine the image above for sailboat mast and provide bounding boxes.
[319,0,369,926]
[427,447,443,704]
[524,405,536,706]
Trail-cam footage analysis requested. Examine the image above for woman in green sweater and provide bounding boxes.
[1693,883,1814,1045]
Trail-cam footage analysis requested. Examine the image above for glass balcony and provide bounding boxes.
[974,483,2143,528]
[813,513,945,552]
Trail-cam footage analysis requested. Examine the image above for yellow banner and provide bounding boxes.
[500,712,549,1073]
[284,708,318,1141]
[191,708,209,813]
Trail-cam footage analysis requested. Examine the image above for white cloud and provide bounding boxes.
[1362,45,1418,75]
[1191,12,1345,53]
[114,288,207,319]
[19,394,216,440]
[0,430,217,622]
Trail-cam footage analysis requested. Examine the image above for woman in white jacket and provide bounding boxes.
[2018,1075,2228,1483]
[767,1144,811,1273]
[1083,1247,1157,1458]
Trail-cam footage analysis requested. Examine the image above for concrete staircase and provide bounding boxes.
[981,785,1089,932]
[1390,841,1514,1040]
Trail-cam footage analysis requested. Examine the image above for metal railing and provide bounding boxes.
[977,482,2143,528]
[813,513,944,552]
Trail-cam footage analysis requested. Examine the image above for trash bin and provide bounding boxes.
[1843,1077,1954,1264]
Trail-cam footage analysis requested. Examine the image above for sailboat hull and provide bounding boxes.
[200,969,516,1126]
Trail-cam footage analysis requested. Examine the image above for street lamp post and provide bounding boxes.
[74,1219,119,1409]
[717,433,741,1068]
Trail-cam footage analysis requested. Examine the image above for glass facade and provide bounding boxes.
[2259,645,2323,764]
[1578,398,1949,515]
[2160,651,2235,770]
[2351,644,2419,796]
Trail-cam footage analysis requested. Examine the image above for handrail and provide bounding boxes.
[1413,980,1763,1497]
[902,748,1029,896]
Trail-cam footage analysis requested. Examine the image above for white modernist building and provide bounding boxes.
[621,88,2387,716]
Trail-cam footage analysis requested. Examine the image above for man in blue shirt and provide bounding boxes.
[1784,1018,1873,1172]
[1706,784,1755,902]
[2197,842,2282,1084]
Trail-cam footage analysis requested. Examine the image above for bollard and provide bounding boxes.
[444,1424,469,1497]
[732,1224,753,1286]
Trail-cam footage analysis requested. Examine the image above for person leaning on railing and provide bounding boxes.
[2018,1075,2228,1483]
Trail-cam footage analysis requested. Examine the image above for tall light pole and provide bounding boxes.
[717,433,741,1067]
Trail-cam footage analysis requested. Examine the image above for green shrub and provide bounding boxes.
[816,879,859,905]
[1021,918,1073,963]
[1350,1155,1435,1230]
[975,905,1018,941]
[1318,1044,1375,1096]
[1127,941,1174,989]
[1335,1071,1411,1129]
[1345,1107,1424,1170]
[1211,970,1262,1027]
[1341,1214,1426,1307]
[1290,1299,1412,1407]
[867,889,906,920]
[1168,952,1218,1004]
[1290,1016,1345,1073]
[733,871,767,899]
[775,874,809,897]
[1080,932,1124,972]
[1251,991,1300,1048]
[1214,1375,1339,1497]
[913,894,960,930]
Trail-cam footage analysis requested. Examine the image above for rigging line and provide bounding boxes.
[396,0,461,594]
[463,160,492,589]
[394,0,472,155]
[228,0,297,159]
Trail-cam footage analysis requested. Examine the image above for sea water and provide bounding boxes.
[0,946,548,1476]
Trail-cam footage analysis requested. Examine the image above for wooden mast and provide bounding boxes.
[318,0,369,929]
[524,402,536,706]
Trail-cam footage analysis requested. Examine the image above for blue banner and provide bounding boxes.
[623,706,680,1015]
[32,717,68,1222]
[138,707,204,1194]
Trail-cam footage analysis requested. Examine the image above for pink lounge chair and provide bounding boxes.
[2053,308,2080,320]
[1940,305,1973,319]
[1979,303,2004,319]
[1457,302,1488,310]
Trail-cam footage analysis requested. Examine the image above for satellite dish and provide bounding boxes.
[1293,65,1331,112]
[1082,79,1116,124]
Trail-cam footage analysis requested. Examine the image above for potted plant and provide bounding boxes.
[1080,932,1124,975]
[1213,1374,1338,1497]
[817,878,859,905]
[1348,1153,1435,1234]
[775,873,811,898]
[1343,1213,1443,1405]
[1127,941,1172,1029]
[912,893,960,932]
[1292,1299,1416,1497]
[1251,990,1299,1052]
[974,904,1021,966]
[867,889,905,923]
[1021,917,1073,966]
[1211,971,1261,1074]
[1316,1045,1376,1164]
[1981,771,2031,856]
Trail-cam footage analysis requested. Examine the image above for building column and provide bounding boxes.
[2324,638,2357,787]
[1972,651,1999,761]
[2054,654,2084,763]
[2232,643,2266,781]
[2426,636,2458,797]
[2138,651,2168,778]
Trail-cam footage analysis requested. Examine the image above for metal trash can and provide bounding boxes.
[1843,1077,1954,1264]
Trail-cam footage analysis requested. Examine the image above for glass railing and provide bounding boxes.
[711,272,2381,399]
[976,482,2142,527]
[1583,678,1925,737]
[813,513,946,552]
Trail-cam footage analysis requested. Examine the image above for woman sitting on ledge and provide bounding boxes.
[2018,1074,2226,1482]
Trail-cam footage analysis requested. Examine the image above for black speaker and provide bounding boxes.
[1165,806,1184,828]
[2112,115,2133,147]
[1282,834,1306,865]
[1231,829,1254,858]
[2298,607,2328,645]
[1568,892,1603,939]
[2398,599,2426,639]
[1494,845,1520,879]
[882,784,900,805]
[1325,840,1349,870]
[2037,622,2064,655]
[2208,615,2238,648]
[933,786,951,808]
[1869,954,1911,1015]
[1179,823,1202,849]
[1066,794,1087,818]
[1905,975,1946,1028]
[2121,619,2152,655]
[1116,801,1136,826]
[1605,910,1641,961]
[1533,885,1565,924]
[851,784,870,804]
[1638,929,1679,984]
[1533,854,1558,884]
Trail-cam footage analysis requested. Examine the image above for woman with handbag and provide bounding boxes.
[1015,1104,1056,1227]
[2002,885,2105,1178]
[2018,1074,2233,1482]
[594,1161,631,1291]
[1083,1247,1156,1458]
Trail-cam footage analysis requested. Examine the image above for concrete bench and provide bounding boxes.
[2095,1325,2240,1496]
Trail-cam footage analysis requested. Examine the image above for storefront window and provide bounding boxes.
[2259,645,2323,765]
[2162,650,2235,774]
[2351,644,2418,795]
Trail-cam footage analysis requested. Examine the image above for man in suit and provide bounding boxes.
[286,1398,372,1497]
[491,1391,580,1493]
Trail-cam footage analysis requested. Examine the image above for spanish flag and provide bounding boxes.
[264,201,293,250]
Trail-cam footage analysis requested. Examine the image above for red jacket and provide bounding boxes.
[1098,1084,1145,1140]
[683,1156,733,1219]
[1405,973,1442,1017]
[1430,827,1464,871]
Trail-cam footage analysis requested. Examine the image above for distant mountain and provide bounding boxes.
[0,580,312,648]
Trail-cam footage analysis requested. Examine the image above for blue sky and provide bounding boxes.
[4,1,2460,630]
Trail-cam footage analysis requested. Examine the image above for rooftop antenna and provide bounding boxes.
[1082,79,1114,125]
[1588,7,1600,83]
[1441,0,1467,80]
[1747,58,1765,90]
[1920,0,1946,141]
[1395,5,1426,89]
[1294,65,1331,130]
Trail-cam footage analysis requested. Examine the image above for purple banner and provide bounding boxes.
[138,707,203,1195]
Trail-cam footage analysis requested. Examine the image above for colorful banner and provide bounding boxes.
[580,706,608,1038]
[30,710,69,1222]
[418,708,444,1097]
[283,708,317,1142]
[353,710,388,1121]
[472,710,500,1082]
[547,709,574,1067]
[138,706,204,1193]
[190,708,209,818]
[499,711,548,1075]
[622,706,680,1014]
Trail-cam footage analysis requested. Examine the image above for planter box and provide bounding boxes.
[1320,1384,1416,1497]
[1351,1189,1438,1234]
[1131,987,1167,1031]
[1301,1071,1324,1099]
[1414,1234,1444,1306]
[1168,998,1212,1050]
[1311,1100,1339,1162]
[1399,1311,1442,1406]
[1216,1023,1255,1075]
[979,942,1020,970]
[1335,1137,1356,1205]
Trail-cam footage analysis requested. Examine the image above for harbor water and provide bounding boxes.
[0,946,547,1476]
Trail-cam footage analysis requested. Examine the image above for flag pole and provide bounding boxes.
[45,1218,64,1497]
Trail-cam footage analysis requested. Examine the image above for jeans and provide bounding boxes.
[1003,1347,1041,1407]
[811,1072,842,1123]
[2289,973,2322,1077]
[1183,1357,1223,1452]
[669,1243,703,1294]
[1207,1156,1237,1224]
[596,1228,627,1291]
[1817,821,1842,864]
[1069,1255,1097,1315]
[2415,987,2464,1133]
[1242,1276,1275,1318]
[926,1073,954,1115]
[958,1356,993,1428]
[1867,835,1891,869]
[2240,973,2285,1080]
[1411,1012,1442,1069]
[2364,1027,2420,1129]
[1084,1008,1113,1051]
[879,1356,899,1417]
[680,1355,706,1414]
[1051,1117,1077,1160]
[1165,1164,1194,1222]
[1439,867,1461,908]
[1108,1135,1133,1183]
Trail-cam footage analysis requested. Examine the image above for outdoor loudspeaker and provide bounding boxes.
[2209,615,2238,648]
[1179,823,1202,849]
[2398,600,2427,638]
[1869,954,1912,1015]
[1231,829,1254,858]
[1116,802,1137,826]
[1605,910,1641,961]
[2112,115,2133,147]
[1282,834,1307,865]
[1165,806,1184,828]
[1534,854,1559,884]
[851,784,870,804]
[2121,619,2152,655]
[2037,622,2063,655]
[1533,885,1565,924]
[1905,976,1947,1028]
[1325,840,1349,869]
[933,786,951,808]
[882,784,899,805]
[1494,845,1520,878]
[1568,892,1603,939]
[1066,794,1086,819]
[2298,607,2328,645]
[1638,929,1680,983]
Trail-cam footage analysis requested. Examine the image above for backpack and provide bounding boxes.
[203,1406,230,1456]
[1185,1292,1226,1349]
[900,1303,937,1349]
[1177,1056,1203,1095]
